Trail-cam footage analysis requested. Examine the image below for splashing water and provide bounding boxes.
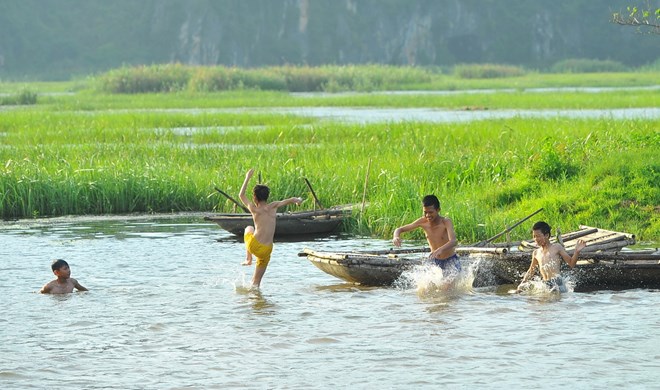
[515,275,576,295]
[395,258,477,298]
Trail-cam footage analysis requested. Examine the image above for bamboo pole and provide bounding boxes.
[361,158,371,214]
[303,177,324,210]
[474,208,544,246]
[214,186,249,213]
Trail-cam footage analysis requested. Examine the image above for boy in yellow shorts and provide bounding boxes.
[239,168,302,287]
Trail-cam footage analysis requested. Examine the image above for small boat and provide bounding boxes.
[298,226,660,291]
[205,206,352,237]
[298,245,509,287]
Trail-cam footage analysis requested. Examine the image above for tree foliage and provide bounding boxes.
[612,4,660,34]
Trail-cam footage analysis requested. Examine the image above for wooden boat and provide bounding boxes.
[205,206,351,237]
[298,246,506,286]
[298,226,660,291]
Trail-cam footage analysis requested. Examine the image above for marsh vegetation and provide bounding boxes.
[1,65,658,242]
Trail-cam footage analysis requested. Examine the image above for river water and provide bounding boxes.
[1,217,659,389]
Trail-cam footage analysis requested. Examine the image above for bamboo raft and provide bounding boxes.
[298,226,660,291]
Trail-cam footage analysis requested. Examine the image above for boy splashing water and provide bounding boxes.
[516,221,586,293]
[392,195,462,290]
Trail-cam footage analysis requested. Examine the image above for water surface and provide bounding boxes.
[1,218,658,389]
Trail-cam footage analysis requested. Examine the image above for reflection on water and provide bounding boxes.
[274,106,660,124]
[291,85,660,97]
[1,217,659,389]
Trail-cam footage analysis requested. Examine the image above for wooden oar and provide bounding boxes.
[303,177,324,209]
[214,186,249,213]
[473,207,544,247]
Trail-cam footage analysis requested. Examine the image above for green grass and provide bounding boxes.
[14,86,657,112]
[0,68,658,242]
[1,104,657,242]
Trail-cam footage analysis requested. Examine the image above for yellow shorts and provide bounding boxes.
[244,232,273,268]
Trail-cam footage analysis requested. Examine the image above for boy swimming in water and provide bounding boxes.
[392,195,461,283]
[516,221,587,293]
[239,168,302,287]
[40,259,88,294]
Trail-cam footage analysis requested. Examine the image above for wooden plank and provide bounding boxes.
[580,225,635,240]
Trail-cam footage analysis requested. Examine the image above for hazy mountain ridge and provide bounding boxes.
[0,0,656,80]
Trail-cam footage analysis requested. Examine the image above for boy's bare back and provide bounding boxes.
[239,168,302,245]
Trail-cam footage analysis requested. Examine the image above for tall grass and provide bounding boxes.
[550,58,629,73]
[453,64,526,79]
[97,64,434,94]
[1,105,657,241]
[0,89,38,105]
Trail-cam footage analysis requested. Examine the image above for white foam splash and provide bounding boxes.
[395,259,476,298]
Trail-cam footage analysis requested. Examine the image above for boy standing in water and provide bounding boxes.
[392,195,461,281]
[40,259,88,294]
[239,168,302,287]
[516,221,587,293]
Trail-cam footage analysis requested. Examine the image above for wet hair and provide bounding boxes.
[51,259,69,271]
[253,184,270,202]
[422,195,440,209]
[532,221,551,236]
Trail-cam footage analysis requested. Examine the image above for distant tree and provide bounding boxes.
[612,4,660,33]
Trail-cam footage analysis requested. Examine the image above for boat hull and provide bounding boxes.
[204,207,349,237]
[305,252,420,285]
[300,248,660,291]
[489,252,660,291]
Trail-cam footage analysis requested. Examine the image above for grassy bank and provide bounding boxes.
[89,63,659,94]
[1,101,657,241]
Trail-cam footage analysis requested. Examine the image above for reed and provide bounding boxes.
[0,89,38,105]
[453,63,526,79]
[550,58,629,73]
[1,101,657,241]
[91,64,658,94]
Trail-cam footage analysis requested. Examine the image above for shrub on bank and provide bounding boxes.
[0,89,37,105]
[550,58,629,73]
[453,63,526,79]
[98,64,192,93]
[97,64,435,93]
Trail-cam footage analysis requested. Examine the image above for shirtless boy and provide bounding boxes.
[40,259,88,294]
[239,168,302,287]
[392,195,460,279]
[516,221,587,293]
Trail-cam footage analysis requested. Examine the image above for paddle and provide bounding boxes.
[303,177,324,209]
[473,207,544,247]
[214,186,249,213]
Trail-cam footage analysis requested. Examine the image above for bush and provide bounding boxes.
[454,63,526,79]
[0,89,37,105]
[98,64,192,93]
[550,58,628,73]
[530,141,580,181]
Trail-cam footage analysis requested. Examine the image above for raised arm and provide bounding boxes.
[269,197,303,210]
[392,218,423,247]
[559,239,587,268]
[239,168,255,208]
